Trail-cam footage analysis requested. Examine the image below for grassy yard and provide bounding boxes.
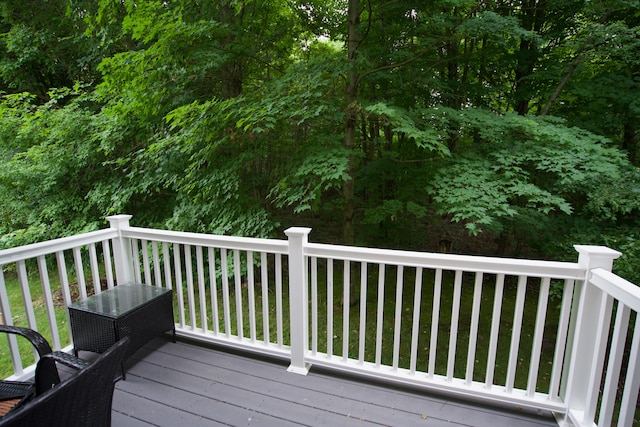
[1,270,73,378]
[308,265,560,392]
[189,260,561,393]
[3,261,559,394]
[3,256,637,424]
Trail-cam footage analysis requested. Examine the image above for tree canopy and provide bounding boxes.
[0,0,639,281]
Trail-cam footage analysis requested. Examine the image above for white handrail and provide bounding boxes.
[0,229,117,266]
[122,226,289,254]
[589,268,640,312]
[305,242,584,279]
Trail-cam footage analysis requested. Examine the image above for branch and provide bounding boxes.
[540,58,580,116]
[389,156,440,163]
[357,48,431,85]
[540,9,614,116]
[359,0,372,47]
[355,5,478,87]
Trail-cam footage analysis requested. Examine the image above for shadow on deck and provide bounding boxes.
[112,337,558,426]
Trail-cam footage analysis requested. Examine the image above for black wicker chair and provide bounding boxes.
[0,325,62,415]
[0,337,129,427]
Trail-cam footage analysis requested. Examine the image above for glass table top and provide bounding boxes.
[68,284,171,317]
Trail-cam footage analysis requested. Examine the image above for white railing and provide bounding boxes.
[562,268,640,426]
[299,241,583,411]
[119,219,291,360]
[1,214,638,426]
[0,228,117,378]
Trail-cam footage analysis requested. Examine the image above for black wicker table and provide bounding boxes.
[68,284,175,377]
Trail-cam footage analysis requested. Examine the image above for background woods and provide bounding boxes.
[0,0,638,282]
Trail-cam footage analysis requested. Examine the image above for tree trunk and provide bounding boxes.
[342,0,360,246]
[219,2,245,99]
[622,121,638,165]
[514,0,545,115]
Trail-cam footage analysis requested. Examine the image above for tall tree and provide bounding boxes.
[0,0,638,269]
[342,0,360,245]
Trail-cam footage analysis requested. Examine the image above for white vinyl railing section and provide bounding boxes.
[0,214,638,426]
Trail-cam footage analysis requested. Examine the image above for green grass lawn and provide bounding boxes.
[2,255,636,424]
[1,270,73,378]
[183,261,560,393]
[2,262,559,394]
[305,264,560,392]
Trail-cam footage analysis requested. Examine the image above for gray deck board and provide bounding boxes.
[112,337,558,427]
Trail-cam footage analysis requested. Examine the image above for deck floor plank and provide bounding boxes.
[111,338,558,427]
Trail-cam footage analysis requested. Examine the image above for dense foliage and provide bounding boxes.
[0,0,638,281]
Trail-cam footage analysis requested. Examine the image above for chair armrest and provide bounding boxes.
[41,352,90,371]
[34,352,89,396]
[0,326,53,358]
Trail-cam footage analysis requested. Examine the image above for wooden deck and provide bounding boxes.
[110,337,559,426]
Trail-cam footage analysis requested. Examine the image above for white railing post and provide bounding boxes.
[285,227,312,375]
[106,215,135,285]
[560,245,621,425]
